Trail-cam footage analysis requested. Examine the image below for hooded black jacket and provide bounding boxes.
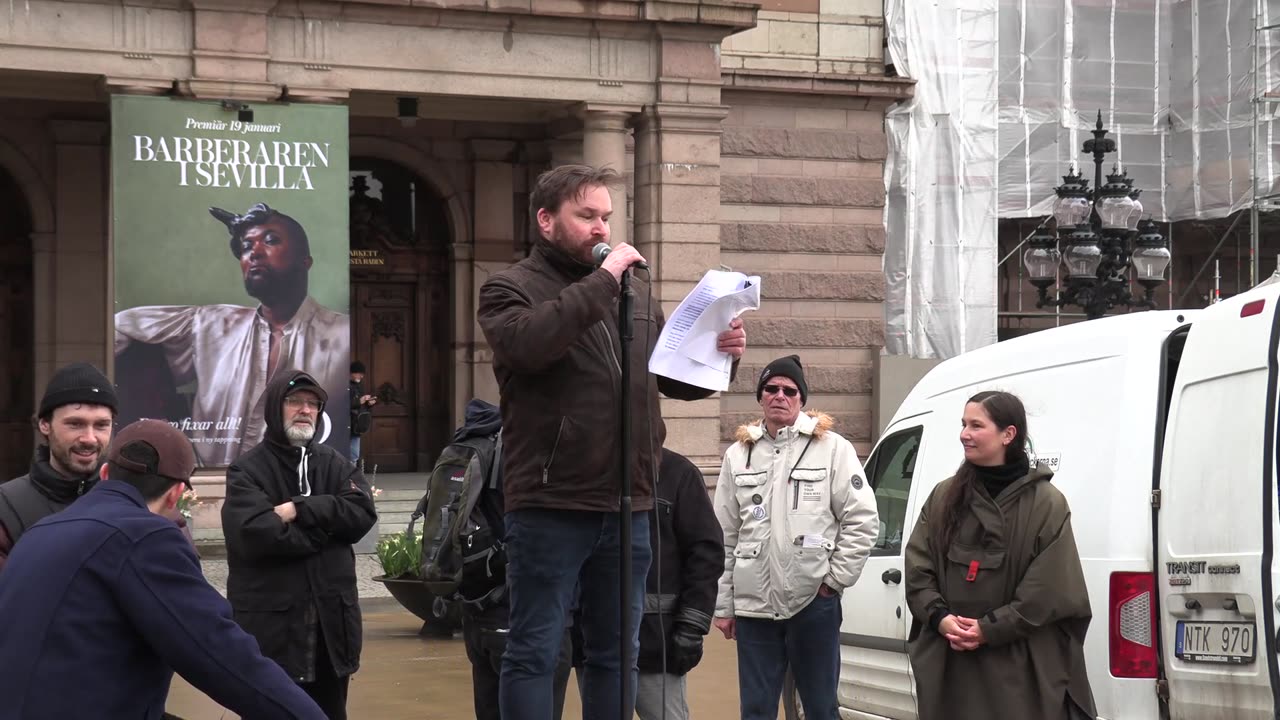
[0,445,100,571]
[222,370,379,683]
[638,449,724,674]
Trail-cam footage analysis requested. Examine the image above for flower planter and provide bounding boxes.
[371,575,462,636]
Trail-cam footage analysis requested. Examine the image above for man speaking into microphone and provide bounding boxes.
[478,164,745,720]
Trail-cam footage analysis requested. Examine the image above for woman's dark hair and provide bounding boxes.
[931,390,1031,550]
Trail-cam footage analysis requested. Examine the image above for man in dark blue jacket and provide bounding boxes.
[0,419,325,720]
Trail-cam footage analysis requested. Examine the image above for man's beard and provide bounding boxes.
[50,439,102,475]
[245,265,307,306]
[285,422,315,446]
[550,226,592,264]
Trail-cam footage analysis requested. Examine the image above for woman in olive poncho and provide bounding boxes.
[904,390,1096,720]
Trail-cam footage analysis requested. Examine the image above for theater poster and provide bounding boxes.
[111,95,350,468]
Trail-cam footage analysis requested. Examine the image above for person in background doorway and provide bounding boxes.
[903,390,1095,720]
[221,371,378,720]
[348,361,377,464]
[713,355,878,720]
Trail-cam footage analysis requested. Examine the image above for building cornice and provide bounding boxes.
[283,0,758,36]
[722,69,914,100]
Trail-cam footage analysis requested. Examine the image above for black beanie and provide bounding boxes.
[756,355,808,405]
[40,362,118,418]
[350,361,366,374]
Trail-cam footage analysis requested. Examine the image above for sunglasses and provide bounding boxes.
[763,384,799,398]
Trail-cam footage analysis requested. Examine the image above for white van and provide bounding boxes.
[796,280,1280,720]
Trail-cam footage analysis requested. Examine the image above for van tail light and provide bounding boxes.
[1110,572,1158,678]
[1242,299,1266,317]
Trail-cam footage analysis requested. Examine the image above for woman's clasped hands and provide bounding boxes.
[939,614,986,652]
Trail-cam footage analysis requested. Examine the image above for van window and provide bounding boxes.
[866,426,922,557]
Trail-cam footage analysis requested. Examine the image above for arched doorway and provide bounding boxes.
[349,159,452,472]
[0,166,34,480]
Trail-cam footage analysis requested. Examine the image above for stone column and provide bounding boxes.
[547,136,584,168]
[51,121,110,371]
[632,103,730,473]
[468,140,517,407]
[450,240,476,427]
[580,105,638,249]
[30,232,56,402]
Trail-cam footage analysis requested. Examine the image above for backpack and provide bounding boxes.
[350,383,372,435]
[352,408,372,436]
[410,428,507,610]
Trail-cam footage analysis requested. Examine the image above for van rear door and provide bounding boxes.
[1158,284,1280,718]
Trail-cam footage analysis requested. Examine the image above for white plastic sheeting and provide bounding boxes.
[884,0,1280,358]
[884,0,1000,358]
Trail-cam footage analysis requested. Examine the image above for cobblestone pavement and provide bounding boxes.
[166,605,752,719]
[198,553,392,599]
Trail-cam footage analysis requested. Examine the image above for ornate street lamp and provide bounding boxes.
[1022,111,1171,319]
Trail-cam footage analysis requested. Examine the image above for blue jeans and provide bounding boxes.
[349,435,361,463]
[500,509,652,720]
[735,593,842,720]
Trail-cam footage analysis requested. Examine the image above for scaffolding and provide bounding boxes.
[1254,1,1280,287]
[884,0,1280,359]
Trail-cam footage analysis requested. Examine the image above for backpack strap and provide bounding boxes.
[405,488,428,538]
[488,430,503,491]
[0,476,57,546]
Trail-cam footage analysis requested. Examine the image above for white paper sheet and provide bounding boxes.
[648,270,761,392]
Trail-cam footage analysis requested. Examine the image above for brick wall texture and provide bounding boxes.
[719,94,888,457]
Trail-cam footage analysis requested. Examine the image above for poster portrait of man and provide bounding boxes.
[110,95,351,468]
[115,204,349,466]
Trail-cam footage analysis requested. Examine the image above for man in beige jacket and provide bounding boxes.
[712,355,878,720]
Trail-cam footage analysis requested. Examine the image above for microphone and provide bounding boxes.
[593,242,648,270]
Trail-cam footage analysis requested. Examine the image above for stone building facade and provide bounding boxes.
[0,0,909,530]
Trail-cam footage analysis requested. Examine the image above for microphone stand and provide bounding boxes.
[618,265,635,720]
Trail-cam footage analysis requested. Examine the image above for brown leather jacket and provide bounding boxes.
[478,241,727,513]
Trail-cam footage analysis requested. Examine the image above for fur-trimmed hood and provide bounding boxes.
[735,410,834,446]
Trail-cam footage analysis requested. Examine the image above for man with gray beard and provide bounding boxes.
[222,370,378,719]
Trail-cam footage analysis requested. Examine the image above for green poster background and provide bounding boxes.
[112,96,348,311]
[111,95,350,467]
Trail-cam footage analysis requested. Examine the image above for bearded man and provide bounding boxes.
[114,203,349,466]
[476,165,746,720]
[221,370,378,720]
[0,363,119,570]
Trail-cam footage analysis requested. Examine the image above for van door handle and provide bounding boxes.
[882,568,902,584]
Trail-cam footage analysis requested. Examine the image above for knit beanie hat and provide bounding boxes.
[756,355,808,406]
[40,362,118,418]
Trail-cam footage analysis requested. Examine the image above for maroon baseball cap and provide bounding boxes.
[107,419,197,487]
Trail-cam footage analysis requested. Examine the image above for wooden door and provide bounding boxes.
[349,159,453,472]
[351,281,417,473]
[0,167,33,481]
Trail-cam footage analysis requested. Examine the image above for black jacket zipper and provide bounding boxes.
[595,322,623,379]
[542,417,568,485]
